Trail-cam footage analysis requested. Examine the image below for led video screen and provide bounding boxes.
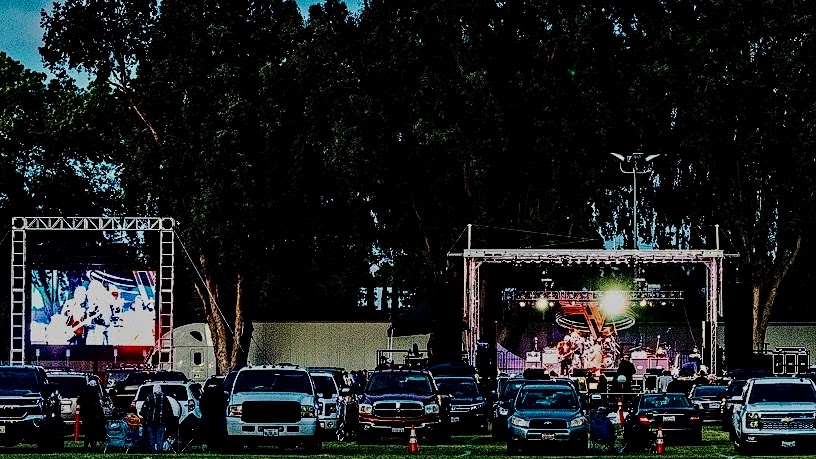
[30,269,157,346]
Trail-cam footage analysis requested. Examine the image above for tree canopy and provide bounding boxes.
[1,0,814,371]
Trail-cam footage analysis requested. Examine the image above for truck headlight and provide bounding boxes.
[498,407,508,416]
[570,416,587,427]
[425,403,440,414]
[301,405,316,418]
[510,416,529,427]
[359,403,373,414]
[228,405,243,417]
[746,412,762,429]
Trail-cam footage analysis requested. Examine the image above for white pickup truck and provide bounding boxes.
[731,376,816,454]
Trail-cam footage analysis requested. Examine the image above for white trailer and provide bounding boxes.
[170,321,431,383]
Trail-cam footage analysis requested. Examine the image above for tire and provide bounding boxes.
[507,440,522,455]
[303,439,322,454]
[734,437,752,456]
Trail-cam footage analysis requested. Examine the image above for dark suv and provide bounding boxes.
[352,368,450,444]
[434,375,488,434]
[0,365,64,451]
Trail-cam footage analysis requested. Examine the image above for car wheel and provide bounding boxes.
[507,440,522,455]
[303,439,322,454]
[734,437,752,456]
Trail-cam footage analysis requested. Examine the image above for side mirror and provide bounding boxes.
[730,395,744,403]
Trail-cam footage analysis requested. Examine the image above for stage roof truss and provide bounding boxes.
[503,289,685,302]
[457,246,726,375]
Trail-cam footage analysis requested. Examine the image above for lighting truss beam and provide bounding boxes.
[11,216,172,231]
[503,290,684,302]
[455,248,725,264]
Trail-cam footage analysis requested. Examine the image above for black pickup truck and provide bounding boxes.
[0,365,64,451]
[349,368,451,444]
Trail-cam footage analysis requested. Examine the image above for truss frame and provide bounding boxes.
[458,248,725,375]
[9,217,175,369]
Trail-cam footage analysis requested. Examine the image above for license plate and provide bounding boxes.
[392,427,405,433]
[709,403,720,408]
[61,405,72,414]
[541,433,555,440]
[0,426,5,434]
[662,415,675,422]
[263,428,279,436]
[782,440,796,448]
[451,417,459,423]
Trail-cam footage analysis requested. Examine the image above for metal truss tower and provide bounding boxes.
[9,217,175,369]
[454,225,726,375]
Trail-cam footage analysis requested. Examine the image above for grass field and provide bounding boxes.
[2,425,816,458]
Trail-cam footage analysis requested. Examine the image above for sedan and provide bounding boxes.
[620,392,702,453]
[688,384,727,421]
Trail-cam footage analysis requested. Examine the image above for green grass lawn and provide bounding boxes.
[1,425,815,458]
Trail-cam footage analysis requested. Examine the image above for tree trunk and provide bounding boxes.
[750,234,802,351]
[230,272,252,370]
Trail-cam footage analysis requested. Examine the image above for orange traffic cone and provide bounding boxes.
[655,426,665,454]
[407,425,419,453]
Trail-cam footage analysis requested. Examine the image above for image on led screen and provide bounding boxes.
[30,269,157,346]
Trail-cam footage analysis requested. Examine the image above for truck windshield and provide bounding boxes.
[366,374,433,395]
[233,370,313,394]
[0,369,39,391]
[748,383,816,404]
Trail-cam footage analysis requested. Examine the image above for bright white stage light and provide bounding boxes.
[601,290,628,315]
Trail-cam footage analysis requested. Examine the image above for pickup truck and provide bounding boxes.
[350,368,450,444]
[0,365,64,451]
[732,376,816,454]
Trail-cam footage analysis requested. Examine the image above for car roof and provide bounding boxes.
[750,376,814,385]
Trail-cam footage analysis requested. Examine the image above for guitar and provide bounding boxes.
[53,310,100,343]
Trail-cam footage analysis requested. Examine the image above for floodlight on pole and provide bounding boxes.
[610,152,660,249]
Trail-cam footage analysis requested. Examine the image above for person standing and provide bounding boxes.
[657,369,674,393]
[77,379,105,450]
[139,385,176,452]
[617,354,637,392]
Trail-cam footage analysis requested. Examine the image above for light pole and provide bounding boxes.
[610,152,660,249]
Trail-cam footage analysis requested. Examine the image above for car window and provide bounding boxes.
[49,376,88,397]
[0,368,39,391]
[437,379,480,398]
[366,374,433,395]
[233,370,313,394]
[502,380,526,401]
[312,375,337,396]
[748,383,816,404]
[692,385,727,398]
[726,380,748,397]
[190,383,203,399]
[641,394,693,409]
[516,388,577,409]
[162,385,189,401]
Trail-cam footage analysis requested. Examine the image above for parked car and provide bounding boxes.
[687,384,726,422]
[352,368,450,444]
[492,377,538,440]
[434,375,488,434]
[133,380,203,424]
[224,364,322,453]
[308,370,341,439]
[46,369,113,434]
[732,376,816,454]
[505,380,589,455]
[620,392,702,452]
[0,365,64,451]
[110,369,189,418]
[721,368,774,432]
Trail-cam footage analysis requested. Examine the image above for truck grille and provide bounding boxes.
[241,401,301,423]
[529,419,568,429]
[762,413,816,430]
[0,399,39,420]
[373,401,424,418]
